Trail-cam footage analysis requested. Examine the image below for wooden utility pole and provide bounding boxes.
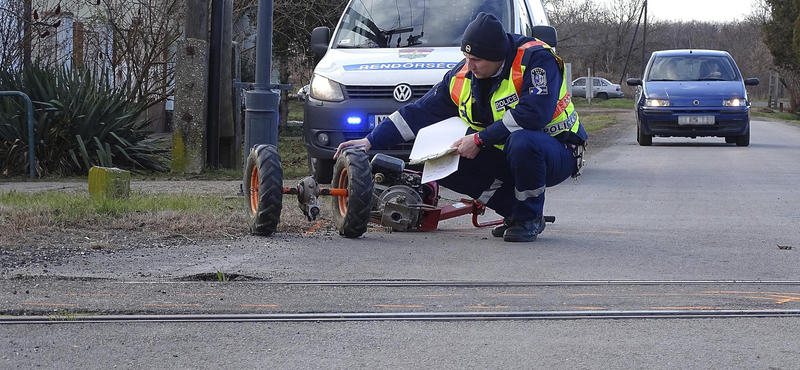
[23,0,32,67]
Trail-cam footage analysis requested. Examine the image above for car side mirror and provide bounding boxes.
[532,25,557,48]
[626,78,642,86]
[311,27,331,57]
[744,78,760,86]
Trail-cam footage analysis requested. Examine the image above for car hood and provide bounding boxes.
[314,48,464,85]
[644,81,746,107]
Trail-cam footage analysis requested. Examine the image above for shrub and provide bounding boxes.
[0,64,169,176]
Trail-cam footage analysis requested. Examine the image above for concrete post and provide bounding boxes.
[587,68,593,104]
[172,0,209,174]
[171,39,209,174]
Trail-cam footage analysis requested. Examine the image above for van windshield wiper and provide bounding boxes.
[696,77,728,81]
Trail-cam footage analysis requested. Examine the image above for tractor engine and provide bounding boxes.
[369,154,439,231]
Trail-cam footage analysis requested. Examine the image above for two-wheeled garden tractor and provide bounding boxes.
[244,144,554,237]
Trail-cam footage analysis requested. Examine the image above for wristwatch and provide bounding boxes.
[473,133,485,148]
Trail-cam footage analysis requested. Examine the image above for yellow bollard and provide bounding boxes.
[88,166,131,199]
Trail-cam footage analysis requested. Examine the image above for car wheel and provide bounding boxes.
[637,125,652,146]
[725,136,735,144]
[308,156,334,184]
[735,127,750,147]
[597,92,609,100]
[244,145,283,236]
[331,149,373,238]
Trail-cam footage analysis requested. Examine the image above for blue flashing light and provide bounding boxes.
[347,116,362,125]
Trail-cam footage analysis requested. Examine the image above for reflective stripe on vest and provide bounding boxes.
[449,39,580,149]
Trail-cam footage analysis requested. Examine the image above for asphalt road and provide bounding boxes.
[2,118,800,368]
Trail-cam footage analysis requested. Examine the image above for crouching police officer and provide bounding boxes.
[335,12,588,242]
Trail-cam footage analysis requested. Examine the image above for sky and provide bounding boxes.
[595,0,760,23]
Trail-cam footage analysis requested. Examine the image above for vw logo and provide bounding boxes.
[394,84,413,102]
[693,100,700,106]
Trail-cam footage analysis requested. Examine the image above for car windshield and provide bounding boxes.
[647,55,738,82]
[332,0,512,49]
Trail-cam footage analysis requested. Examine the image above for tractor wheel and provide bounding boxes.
[331,149,373,238]
[244,144,283,236]
[308,156,334,184]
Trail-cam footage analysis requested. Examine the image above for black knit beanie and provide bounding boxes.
[460,12,509,62]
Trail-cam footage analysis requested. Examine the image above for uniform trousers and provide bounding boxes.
[437,130,577,221]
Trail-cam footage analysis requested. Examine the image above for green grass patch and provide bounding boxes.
[288,99,304,122]
[573,97,634,109]
[751,107,800,123]
[580,113,618,133]
[0,191,240,224]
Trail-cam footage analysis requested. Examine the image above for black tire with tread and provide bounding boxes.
[308,156,334,184]
[735,127,750,146]
[331,150,373,238]
[597,92,609,100]
[637,125,652,146]
[245,144,283,236]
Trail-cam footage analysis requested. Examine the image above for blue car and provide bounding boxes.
[627,49,759,146]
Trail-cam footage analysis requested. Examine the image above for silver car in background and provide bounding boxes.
[572,77,624,99]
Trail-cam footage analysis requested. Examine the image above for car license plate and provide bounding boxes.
[369,115,389,129]
[678,115,715,125]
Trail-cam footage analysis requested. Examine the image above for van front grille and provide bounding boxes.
[345,85,434,99]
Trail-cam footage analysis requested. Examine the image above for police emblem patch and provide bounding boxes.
[532,67,547,87]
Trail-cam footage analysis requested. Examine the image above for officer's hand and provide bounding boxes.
[334,138,371,160]
[452,134,480,159]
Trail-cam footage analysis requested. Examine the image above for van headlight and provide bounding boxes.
[645,98,669,107]
[310,75,344,102]
[723,98,745,107]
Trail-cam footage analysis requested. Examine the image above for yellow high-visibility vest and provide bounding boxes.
[449,40,581,149]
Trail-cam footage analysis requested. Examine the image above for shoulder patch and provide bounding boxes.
[529,86,549,95]
[531,67,547,87]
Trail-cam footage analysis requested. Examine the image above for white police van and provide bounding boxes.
[305,0,556,182]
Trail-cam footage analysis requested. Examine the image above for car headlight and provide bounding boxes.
[645,98,669,107]
[310,74,345,102]
[723,98,745,107]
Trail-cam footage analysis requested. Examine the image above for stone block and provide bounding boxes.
[89,166,131,199]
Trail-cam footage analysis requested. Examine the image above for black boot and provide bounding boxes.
[502,217,546,242]
[491,217,514,237]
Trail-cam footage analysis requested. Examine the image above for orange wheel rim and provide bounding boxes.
[337,168,349,216]
[249,166,259,214]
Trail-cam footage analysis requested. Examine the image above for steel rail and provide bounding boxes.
[4,309,800,325]
[121,280,800,287]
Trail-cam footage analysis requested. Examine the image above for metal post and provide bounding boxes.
[0,91,36,179]
[244,0,280,166]
[587,68,593,104]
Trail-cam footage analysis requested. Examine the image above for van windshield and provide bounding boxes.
[333,0,512,49]
[647,55,739,82]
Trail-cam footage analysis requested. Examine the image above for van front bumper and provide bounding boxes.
[303,96,415,160]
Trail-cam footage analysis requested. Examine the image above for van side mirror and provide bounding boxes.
[311,27,331,57]
[626,78,642,86]
[532,25,557,48]
[744,78,760,86]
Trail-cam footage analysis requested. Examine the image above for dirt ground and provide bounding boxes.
[0,110,633,275]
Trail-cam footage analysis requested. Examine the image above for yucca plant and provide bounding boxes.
[0,64,169,176]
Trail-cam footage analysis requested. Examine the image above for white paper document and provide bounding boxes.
[408,117,469,183]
